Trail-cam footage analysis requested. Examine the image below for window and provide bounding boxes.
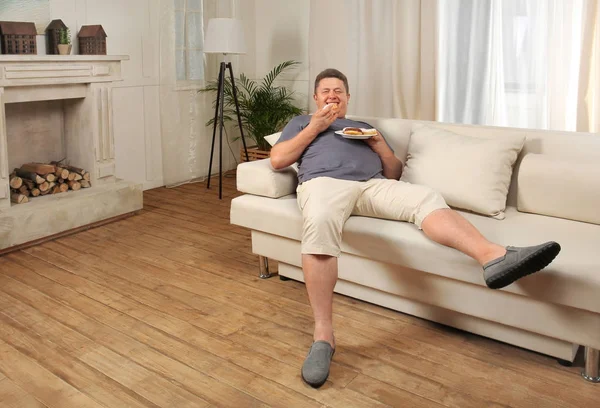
[175,0,205,82]
[437,0,588,131]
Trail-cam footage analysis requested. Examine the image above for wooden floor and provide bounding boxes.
[1,173,598,408]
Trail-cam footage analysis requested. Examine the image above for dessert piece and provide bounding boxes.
[342,127,364,135]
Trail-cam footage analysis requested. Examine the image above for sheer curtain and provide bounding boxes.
[437,0,596,132]
[158,0,221,187]
[308,0,437,119]
[577,0,600,133]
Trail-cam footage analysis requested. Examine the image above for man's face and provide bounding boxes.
[313,77,350,118]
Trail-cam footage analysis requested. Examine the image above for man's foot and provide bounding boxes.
[483,241,561,289]
[301,341,335,388]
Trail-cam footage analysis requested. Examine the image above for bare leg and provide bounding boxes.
[302,254,337,348]
[421,208,506,265]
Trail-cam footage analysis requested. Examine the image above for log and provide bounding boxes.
[79,180,91,188]
[58,178,65,184]
[83,172,91,181]
[55,167,69,179]
[38,181,50,192]
[9,177,23,189]
[20,163,56,175]
[18,185,30,196]
[67,181,81,191]
[30,188,41,197]
[45,173,57,182]
[40,182,56,196]
[23,179,35,190]
[73,173,83,181]
[11,193,28,204]
[67,172,76,181]
[16,169,45,184]
[59,183,69,193]
[52,185,61,194]
[51,162,85,175]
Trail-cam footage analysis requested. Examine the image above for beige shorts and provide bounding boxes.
[296,176,449,257]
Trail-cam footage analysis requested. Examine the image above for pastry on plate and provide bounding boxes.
[342,127,364,135]
[341,127,377,136]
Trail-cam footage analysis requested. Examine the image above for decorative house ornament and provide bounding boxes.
[0,21,37,54]
[45,19,68,55]
[78,24,107,55]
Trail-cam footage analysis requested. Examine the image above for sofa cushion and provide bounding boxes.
[236,159,297,198]
[231,194,600,314]
[517,153,600,225]
[400,124,525,219]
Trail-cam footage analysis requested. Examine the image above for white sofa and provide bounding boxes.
[230,117,600,381]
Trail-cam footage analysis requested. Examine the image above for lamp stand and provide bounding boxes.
[207,61,249,199]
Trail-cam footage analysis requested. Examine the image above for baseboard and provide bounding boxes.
[142,179,165,191]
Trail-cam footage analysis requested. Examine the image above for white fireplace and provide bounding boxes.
[0,55,143,251]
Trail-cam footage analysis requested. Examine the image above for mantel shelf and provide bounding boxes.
[0,55,128,91]
[0,55,130,62]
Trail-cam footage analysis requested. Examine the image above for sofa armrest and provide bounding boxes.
[236,158,298,198]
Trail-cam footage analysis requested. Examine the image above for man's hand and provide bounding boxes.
[363,130,388,153]
[364,130,404,180]
[307,104,338,134]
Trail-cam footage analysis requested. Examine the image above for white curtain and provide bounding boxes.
[308,0,437,119]
[577,0,600,133]
[158,0,222,187]
[437,0,596,132]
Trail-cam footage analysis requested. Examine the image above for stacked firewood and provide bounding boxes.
[9,162,91,204]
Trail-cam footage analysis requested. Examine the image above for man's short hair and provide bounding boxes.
[314,68,349,94]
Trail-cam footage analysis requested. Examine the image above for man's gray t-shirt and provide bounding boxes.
[276,115,393,184]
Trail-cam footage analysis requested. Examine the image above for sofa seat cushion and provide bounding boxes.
[231,194,600,314]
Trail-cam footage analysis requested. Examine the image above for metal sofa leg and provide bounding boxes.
[582,346,600,383]
[258,256,273,279]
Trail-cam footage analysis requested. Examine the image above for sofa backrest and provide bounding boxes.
[349,115,600,224]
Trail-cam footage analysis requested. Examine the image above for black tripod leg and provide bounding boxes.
[227,63,249,161]
[207,62,225,190]
[218,62,226,200]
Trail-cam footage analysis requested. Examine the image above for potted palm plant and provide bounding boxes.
[200,60,305,161]
[58,28,72,55]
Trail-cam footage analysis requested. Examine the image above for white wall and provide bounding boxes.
[234,0,311,112]
[48,0,164,190]
[251,0,311,111]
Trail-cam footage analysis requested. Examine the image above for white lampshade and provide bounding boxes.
[204,18,246,55]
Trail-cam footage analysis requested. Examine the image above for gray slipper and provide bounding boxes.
[483,241,561,289]
[301,341,335,388]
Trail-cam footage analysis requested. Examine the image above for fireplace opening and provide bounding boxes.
[6,99,93,205]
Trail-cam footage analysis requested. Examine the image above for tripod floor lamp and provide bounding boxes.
[204,18,249,199]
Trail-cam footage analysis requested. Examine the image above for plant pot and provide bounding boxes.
[240,146,270,163]
[57,44,72,55]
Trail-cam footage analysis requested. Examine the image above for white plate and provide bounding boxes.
[334,130,373,139]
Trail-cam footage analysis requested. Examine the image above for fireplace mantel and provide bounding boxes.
[0,55,129,103]
[0,55,142,252]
